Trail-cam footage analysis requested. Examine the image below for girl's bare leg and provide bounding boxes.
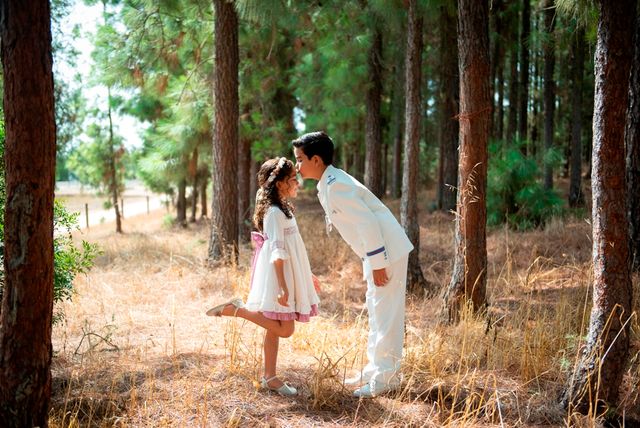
[263,331,284,388]
[221,305,295,338]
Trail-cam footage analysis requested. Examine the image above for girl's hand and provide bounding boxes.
[277,288,289,307]
[312,274,321,293]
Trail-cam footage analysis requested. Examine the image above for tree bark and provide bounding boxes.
[208,0,239,264]
[437,3,459,212]
[106,87,122,234]
[176,176,187,227]
[562,0,636,413]
[0,1,56,425]
[390,57,405,199]
[444,0,490,323]
[627,10,640,272]
[542,0,555,190]
[189,147,199,223]
[365,26,384,198]
[199,167,208,219]
[401,0,429,294]
[507,46,518,141]
[238,134,251,242]
[518,0,530,146]
[569,28,586,208]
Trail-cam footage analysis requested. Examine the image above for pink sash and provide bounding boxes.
[250,231,267,289]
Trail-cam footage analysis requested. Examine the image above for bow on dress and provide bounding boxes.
[250,231,267,288]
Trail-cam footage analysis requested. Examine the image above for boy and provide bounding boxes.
[292,131,413,398]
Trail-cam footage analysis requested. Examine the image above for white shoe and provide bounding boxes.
[261,376,297,396]
[205,297,244,317]
[344,373,370,387]
[353,382,398,398]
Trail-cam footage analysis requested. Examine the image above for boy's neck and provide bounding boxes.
[316,163,328,180]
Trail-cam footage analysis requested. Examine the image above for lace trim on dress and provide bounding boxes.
[283,226,298,236]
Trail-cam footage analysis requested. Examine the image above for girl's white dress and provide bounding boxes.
[245,206,320,321]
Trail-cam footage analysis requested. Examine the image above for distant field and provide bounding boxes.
[55,181,166,228]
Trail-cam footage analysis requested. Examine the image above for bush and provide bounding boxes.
[487,140,565,230]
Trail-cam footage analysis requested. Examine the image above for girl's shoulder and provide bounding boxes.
[265,205,287,219]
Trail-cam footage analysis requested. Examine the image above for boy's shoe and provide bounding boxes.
[261,376,297,396]
[205,298,244,317]
[353,382,398,399]
[344,373,370,387]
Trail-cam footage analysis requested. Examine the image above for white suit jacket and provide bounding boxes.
[316,165,414,271]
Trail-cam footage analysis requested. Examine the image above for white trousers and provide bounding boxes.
[361,255,408,387]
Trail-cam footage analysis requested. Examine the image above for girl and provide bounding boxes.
[207,157,320,396]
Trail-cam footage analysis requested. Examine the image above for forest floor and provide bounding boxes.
[49,186,639,427]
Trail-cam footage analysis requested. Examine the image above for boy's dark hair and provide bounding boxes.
[292,131,334,165]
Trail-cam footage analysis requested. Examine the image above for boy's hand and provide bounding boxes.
[277,289,289,307]
[312,274,321,293]
[373,268,389,287]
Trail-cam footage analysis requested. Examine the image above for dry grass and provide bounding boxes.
[49,192,639,427]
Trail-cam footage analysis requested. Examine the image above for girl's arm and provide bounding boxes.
[273,259,289,306]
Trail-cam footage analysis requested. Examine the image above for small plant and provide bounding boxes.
[0,121,99,324]
[487,140,565,230]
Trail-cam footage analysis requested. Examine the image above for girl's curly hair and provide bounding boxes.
[253,157,295,231]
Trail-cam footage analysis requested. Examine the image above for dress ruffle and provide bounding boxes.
[262,304,319,322]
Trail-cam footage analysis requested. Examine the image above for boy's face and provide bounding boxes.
[293,147,323,180]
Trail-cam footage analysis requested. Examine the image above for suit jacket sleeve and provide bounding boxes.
[327,181,390,270]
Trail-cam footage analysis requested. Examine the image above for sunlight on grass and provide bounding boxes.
[48,202,639,427]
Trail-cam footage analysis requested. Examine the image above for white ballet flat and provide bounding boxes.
[205,297,244,317]
[261,376,297,396]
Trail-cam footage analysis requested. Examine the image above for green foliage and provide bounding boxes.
[52,201,101,323]
[0,122,99,324]
[487,140,565,230]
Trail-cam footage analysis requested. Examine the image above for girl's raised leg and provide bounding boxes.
[221,305,295,338]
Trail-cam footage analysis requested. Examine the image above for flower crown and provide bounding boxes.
[266,157,287,186]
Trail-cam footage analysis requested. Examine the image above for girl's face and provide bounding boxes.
[277,171,300,199]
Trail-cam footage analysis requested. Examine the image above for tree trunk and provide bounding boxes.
[569,28,586,208]
[390,58,405,199]
[401,0,429,294]
[176,177,187,227]
[106,86,122,234]
[518,0,530,146]
[189,147,199,223]
[542,0,555,190]
[443,0,490,323]
[365,26,384,198]
[437,3,459,212]
[0,1,56,425]
[238,134,251,242]
[495,18,506,141]
[562,0,636,413]
[627,10,640,272]
[200,167,208,218]
[507,46,518,141]
[208,0,239,264]
[489,0,504,140]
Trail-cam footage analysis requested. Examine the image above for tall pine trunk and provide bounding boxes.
[189,147,199,223]
[365,26,384,198]
[443,0,490,322]
[401,0,429,294]
[437,3,459,212]
[562,0,636,413]
[518,0,530,146]
[390,56,405,199]
[106,87,122,233]
[238,133,251,242]
[507,47,518,141]
[0,1,56,425]
[542,0,555,190]
[208,0,239,263]
[627,9,640,272]
[569,28,586,207]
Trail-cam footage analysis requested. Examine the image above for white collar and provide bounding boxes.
[317,164,337,192]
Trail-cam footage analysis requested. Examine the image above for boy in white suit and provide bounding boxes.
[292,131,413,398]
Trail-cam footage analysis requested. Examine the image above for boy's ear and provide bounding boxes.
[311,154,323,166]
